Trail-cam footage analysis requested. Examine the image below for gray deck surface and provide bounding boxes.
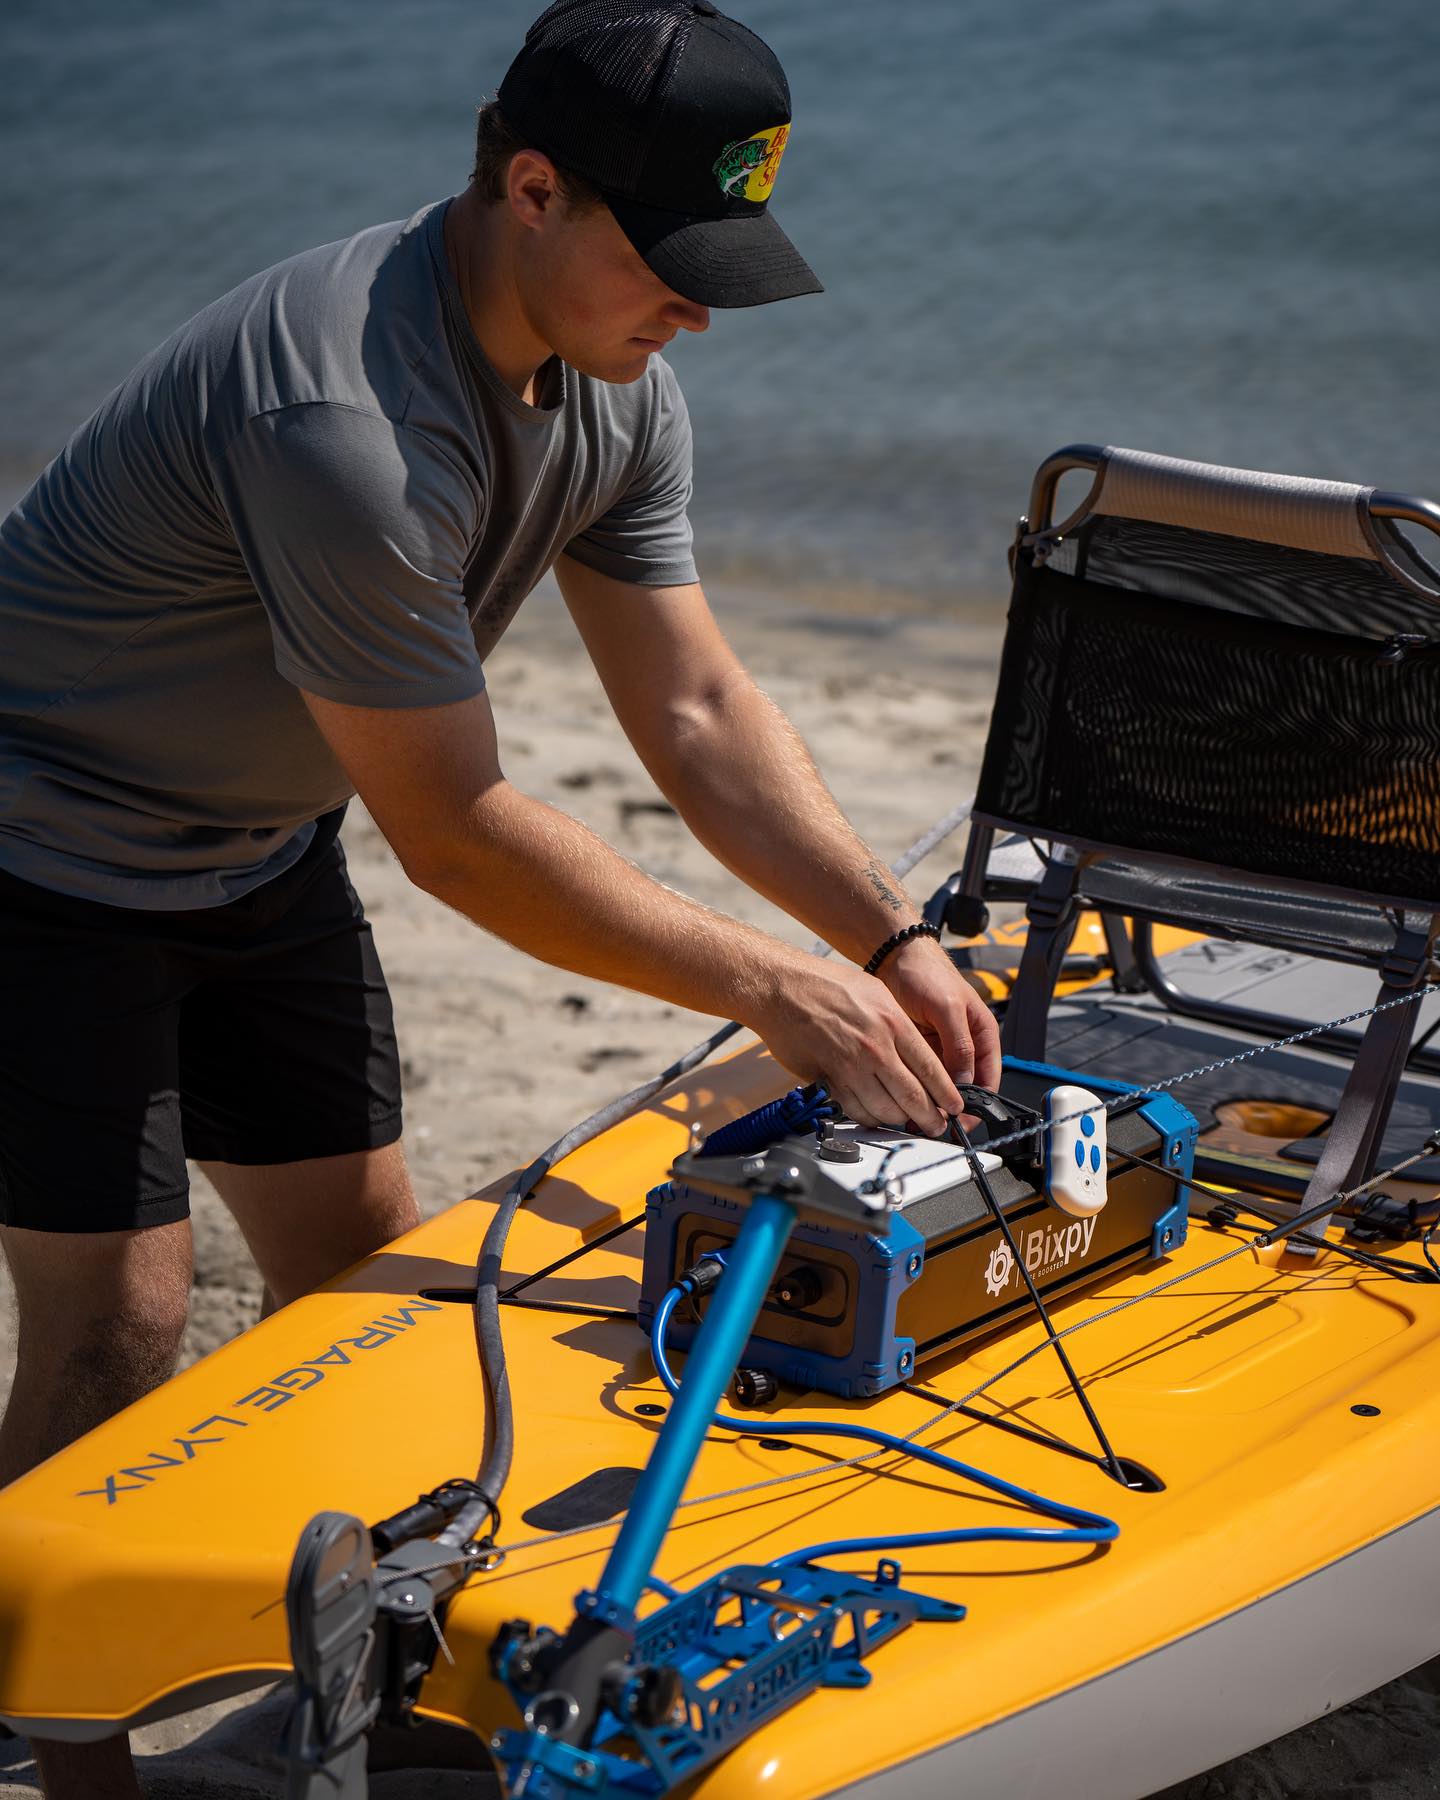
[1038,936,1440,1177]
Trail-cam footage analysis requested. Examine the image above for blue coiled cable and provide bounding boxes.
[696,1084,835,1159]
[651,1277,1118,1570]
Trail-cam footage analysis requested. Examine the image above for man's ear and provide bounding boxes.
[506,150,564,232]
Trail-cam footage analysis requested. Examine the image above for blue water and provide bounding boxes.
[3,0,1438,599]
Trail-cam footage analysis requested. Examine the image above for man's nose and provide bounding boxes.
[665,296,710,334]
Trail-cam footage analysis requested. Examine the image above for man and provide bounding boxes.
[0,3,997,1789]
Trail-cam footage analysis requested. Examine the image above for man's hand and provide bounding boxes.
[876,935,1002,1092]
[746,958,966,1134]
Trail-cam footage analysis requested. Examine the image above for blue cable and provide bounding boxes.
[651,1282,1117,1570]
[696,1084,836,1159]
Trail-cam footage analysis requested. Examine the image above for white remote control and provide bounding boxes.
[1044,1084,1108,1217]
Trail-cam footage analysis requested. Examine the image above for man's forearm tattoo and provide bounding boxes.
[864,862,904,911]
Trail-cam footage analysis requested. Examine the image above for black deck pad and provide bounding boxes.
[522,1466,644,1532]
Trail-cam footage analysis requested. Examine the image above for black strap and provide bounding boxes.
[1290,912,1437,1251]
[1000,853,1083,1060]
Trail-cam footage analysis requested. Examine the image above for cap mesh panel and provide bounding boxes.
[503,3,693,193]
[536,4,689,98]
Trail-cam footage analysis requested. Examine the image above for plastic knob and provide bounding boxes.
[943,893,991,938]
[773,1265,825,1311]
[731,1367,780,1408]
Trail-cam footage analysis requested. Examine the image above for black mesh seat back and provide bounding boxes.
[974,518,1440,910]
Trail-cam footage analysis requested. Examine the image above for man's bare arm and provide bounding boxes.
[299,685,967,1128]
[556,558,1000,1086]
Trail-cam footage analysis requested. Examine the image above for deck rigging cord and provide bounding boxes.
[947,1115,1130,1481]
[645,1272,1119,1572]
[1113,1143,1440,1282]
[435,794,1440,1573]
[480,1155,1440,1570]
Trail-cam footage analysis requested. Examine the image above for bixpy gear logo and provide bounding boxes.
[983,1241,1015,1297]
[983,1215,1098,1298]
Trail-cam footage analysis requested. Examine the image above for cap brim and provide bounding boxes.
[606,196,823,309]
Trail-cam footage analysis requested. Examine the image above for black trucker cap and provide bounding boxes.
[497,0,822,308]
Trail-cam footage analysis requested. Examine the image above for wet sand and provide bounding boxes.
[0,576,1436,1795]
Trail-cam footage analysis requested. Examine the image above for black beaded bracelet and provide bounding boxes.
[862,919,941,977]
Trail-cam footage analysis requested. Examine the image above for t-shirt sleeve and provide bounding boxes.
[214,403,487,708]
[564,361,698,587]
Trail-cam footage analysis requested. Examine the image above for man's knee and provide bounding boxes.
[52,1296,189,1416]
[202,1141,420,1308]
[1,1220,192,1478]
[4,1301,190,1481]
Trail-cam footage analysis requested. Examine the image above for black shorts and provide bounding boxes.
[0,813,403,1234]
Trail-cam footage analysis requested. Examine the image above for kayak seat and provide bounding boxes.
[938,443,1440,1214]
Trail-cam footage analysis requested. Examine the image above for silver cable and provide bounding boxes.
[891,982,1440,1193]
[450,794,1435,1549]
[486,1123,1440,1563]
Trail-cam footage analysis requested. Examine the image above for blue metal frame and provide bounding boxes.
[493,1561,963,1798]
[587,1192,797,1625]
[491,1186,965,1799]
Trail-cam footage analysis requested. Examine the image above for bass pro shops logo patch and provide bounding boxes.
[712,124,790,200]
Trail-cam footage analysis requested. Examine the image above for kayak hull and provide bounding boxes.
[0,999,1437,1796]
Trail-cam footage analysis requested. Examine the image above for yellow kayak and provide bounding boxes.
[1,917,1437,1798]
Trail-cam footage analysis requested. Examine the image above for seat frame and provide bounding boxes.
[941,444,1440,1237]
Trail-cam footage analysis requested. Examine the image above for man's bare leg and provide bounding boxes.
[0,1149,414,1793]
[0,1218,194,1799]
[199,1140,420,1308]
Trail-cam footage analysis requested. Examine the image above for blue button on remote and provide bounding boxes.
[1090,1144,1102,1173]
[1074,1141,1086,1169]
[1081,1115,1095,1138]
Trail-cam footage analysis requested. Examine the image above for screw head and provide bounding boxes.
[1351,1403,1381,1417]
[906,1253,922,1277]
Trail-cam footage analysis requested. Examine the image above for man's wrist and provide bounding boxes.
[716,933,809,1031]
[862,920,940,977]
[839,858,925,961]
[875,930,952,986]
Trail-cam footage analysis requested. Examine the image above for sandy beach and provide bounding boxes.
[0,575,1437,1796]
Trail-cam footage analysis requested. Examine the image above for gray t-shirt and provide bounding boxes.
[0,197,696,909]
